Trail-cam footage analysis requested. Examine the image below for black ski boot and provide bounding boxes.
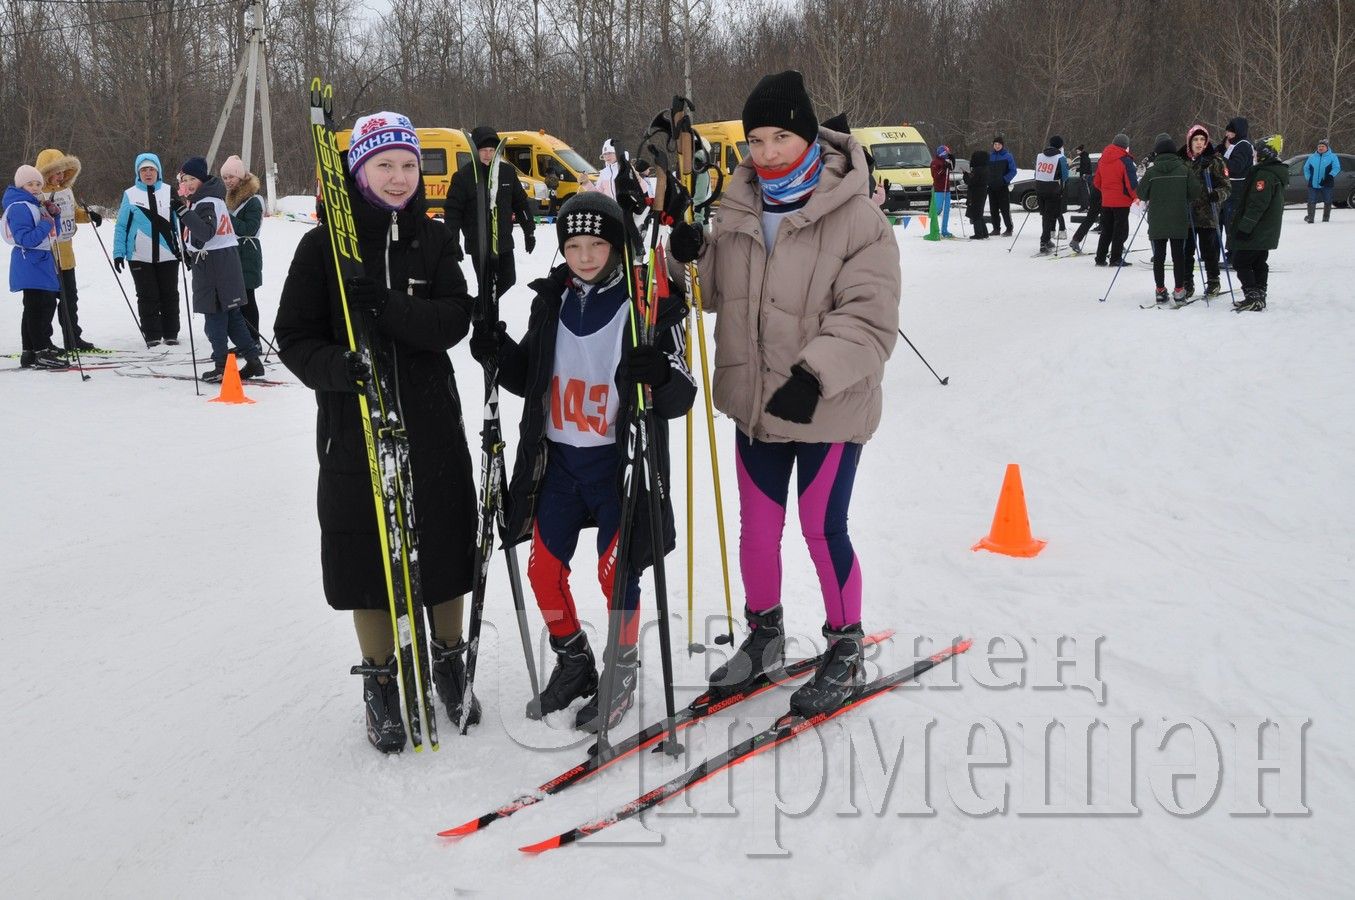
[34,348,68,369]
[201,362,225,383]
[431,638,481,728]
[1234,287,1267,312]
[239,355,266,379]
[1204,280,1222,297]
[706,605,785,701]
[526,630,598,720]
[352,656,406,753]
[19,350,36,368]
[788,623,866,717]
[575,644,639,733]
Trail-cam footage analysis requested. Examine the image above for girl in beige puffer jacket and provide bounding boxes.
[668,70,900,716]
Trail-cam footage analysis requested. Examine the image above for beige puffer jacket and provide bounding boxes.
[697,128,900,444]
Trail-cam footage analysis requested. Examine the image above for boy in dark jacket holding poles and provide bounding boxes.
[444,125,536,298]
[1228,135,1287,312]
[175,156,263,382]
[1139,133,1203,306]
[470,192,695,732]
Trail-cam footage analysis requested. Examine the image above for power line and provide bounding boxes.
[0,0,238,40]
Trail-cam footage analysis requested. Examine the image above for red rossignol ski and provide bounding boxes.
[519,638,972,854]
[437,630,894,838]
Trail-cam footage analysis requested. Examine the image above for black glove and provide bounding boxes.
[764,364,820,425]
[168,195,187,217]
[344,276,388,318]
[41,200,61,218]
[1207,190,1220,203]
[669,221,705,263]
[621,343,672,387]
[523,232,536,254]
[469,320,507,365]
[88,209,103,227]
[113,257,125,274]
[344,350,371,391]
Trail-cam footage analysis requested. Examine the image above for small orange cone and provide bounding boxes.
[210,352,255,405]
[972,463,1045,557]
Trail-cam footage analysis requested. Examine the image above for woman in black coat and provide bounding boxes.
[275,113,478,752]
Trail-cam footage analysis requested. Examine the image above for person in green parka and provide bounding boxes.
[1228,135,1288,312]
[222,155,266,350]
[1138,133,1202,307]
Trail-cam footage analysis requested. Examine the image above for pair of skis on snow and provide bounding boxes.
[439,633,971,853]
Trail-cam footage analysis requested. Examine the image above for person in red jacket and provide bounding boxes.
[1093,133,1138,267]
[924,146,955,240]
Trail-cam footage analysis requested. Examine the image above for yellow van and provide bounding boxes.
[693,120,749,177]
[336,126,549,217]
[851,125,932,211]
[501,130,598,211]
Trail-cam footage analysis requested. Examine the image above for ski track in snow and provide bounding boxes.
[2,204,1351,897]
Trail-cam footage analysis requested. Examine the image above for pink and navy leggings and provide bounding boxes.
[735,431,863,629]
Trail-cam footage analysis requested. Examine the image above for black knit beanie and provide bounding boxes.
[1049,135,1064,150]
[556,192,627,257]
[1153,133,1175,155]
[742,70,818,144]
[179,156,209,181]
[471,125,499,150]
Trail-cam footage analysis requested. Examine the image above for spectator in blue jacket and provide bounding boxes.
[1303,139,1340,223]
[987,135,1017,234]
[4,165,67,368]
[114,153,183,346]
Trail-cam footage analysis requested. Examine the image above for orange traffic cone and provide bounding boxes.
[210,352,255,405]
[972,463,1045,557]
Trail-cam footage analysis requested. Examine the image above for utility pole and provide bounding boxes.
[207,0,278,213]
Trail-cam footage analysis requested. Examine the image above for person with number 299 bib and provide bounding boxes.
[470,191,696,734]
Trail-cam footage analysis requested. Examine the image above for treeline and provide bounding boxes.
[2,0,1352,203]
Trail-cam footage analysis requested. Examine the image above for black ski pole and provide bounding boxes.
[897,328,948,385]
[80,201,147,346]
[53,258,89,381]
[1187,204,1207,306]
[173,221,201,393]
[460,135,541,731]
[1005,209,1031,252]
[1098,207,1147,303]
[243,315,280,361]
[1204,168,1236,301]
[594,151,683,759]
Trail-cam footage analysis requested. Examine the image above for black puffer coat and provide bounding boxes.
[494,263,695,570]
[275,183,476,611]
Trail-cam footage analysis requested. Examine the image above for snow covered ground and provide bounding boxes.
[2,203,1350,898]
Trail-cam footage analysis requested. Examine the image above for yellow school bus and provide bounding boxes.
[851,125,932,211]
[500,130,598,211]
[693,120,749,176]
